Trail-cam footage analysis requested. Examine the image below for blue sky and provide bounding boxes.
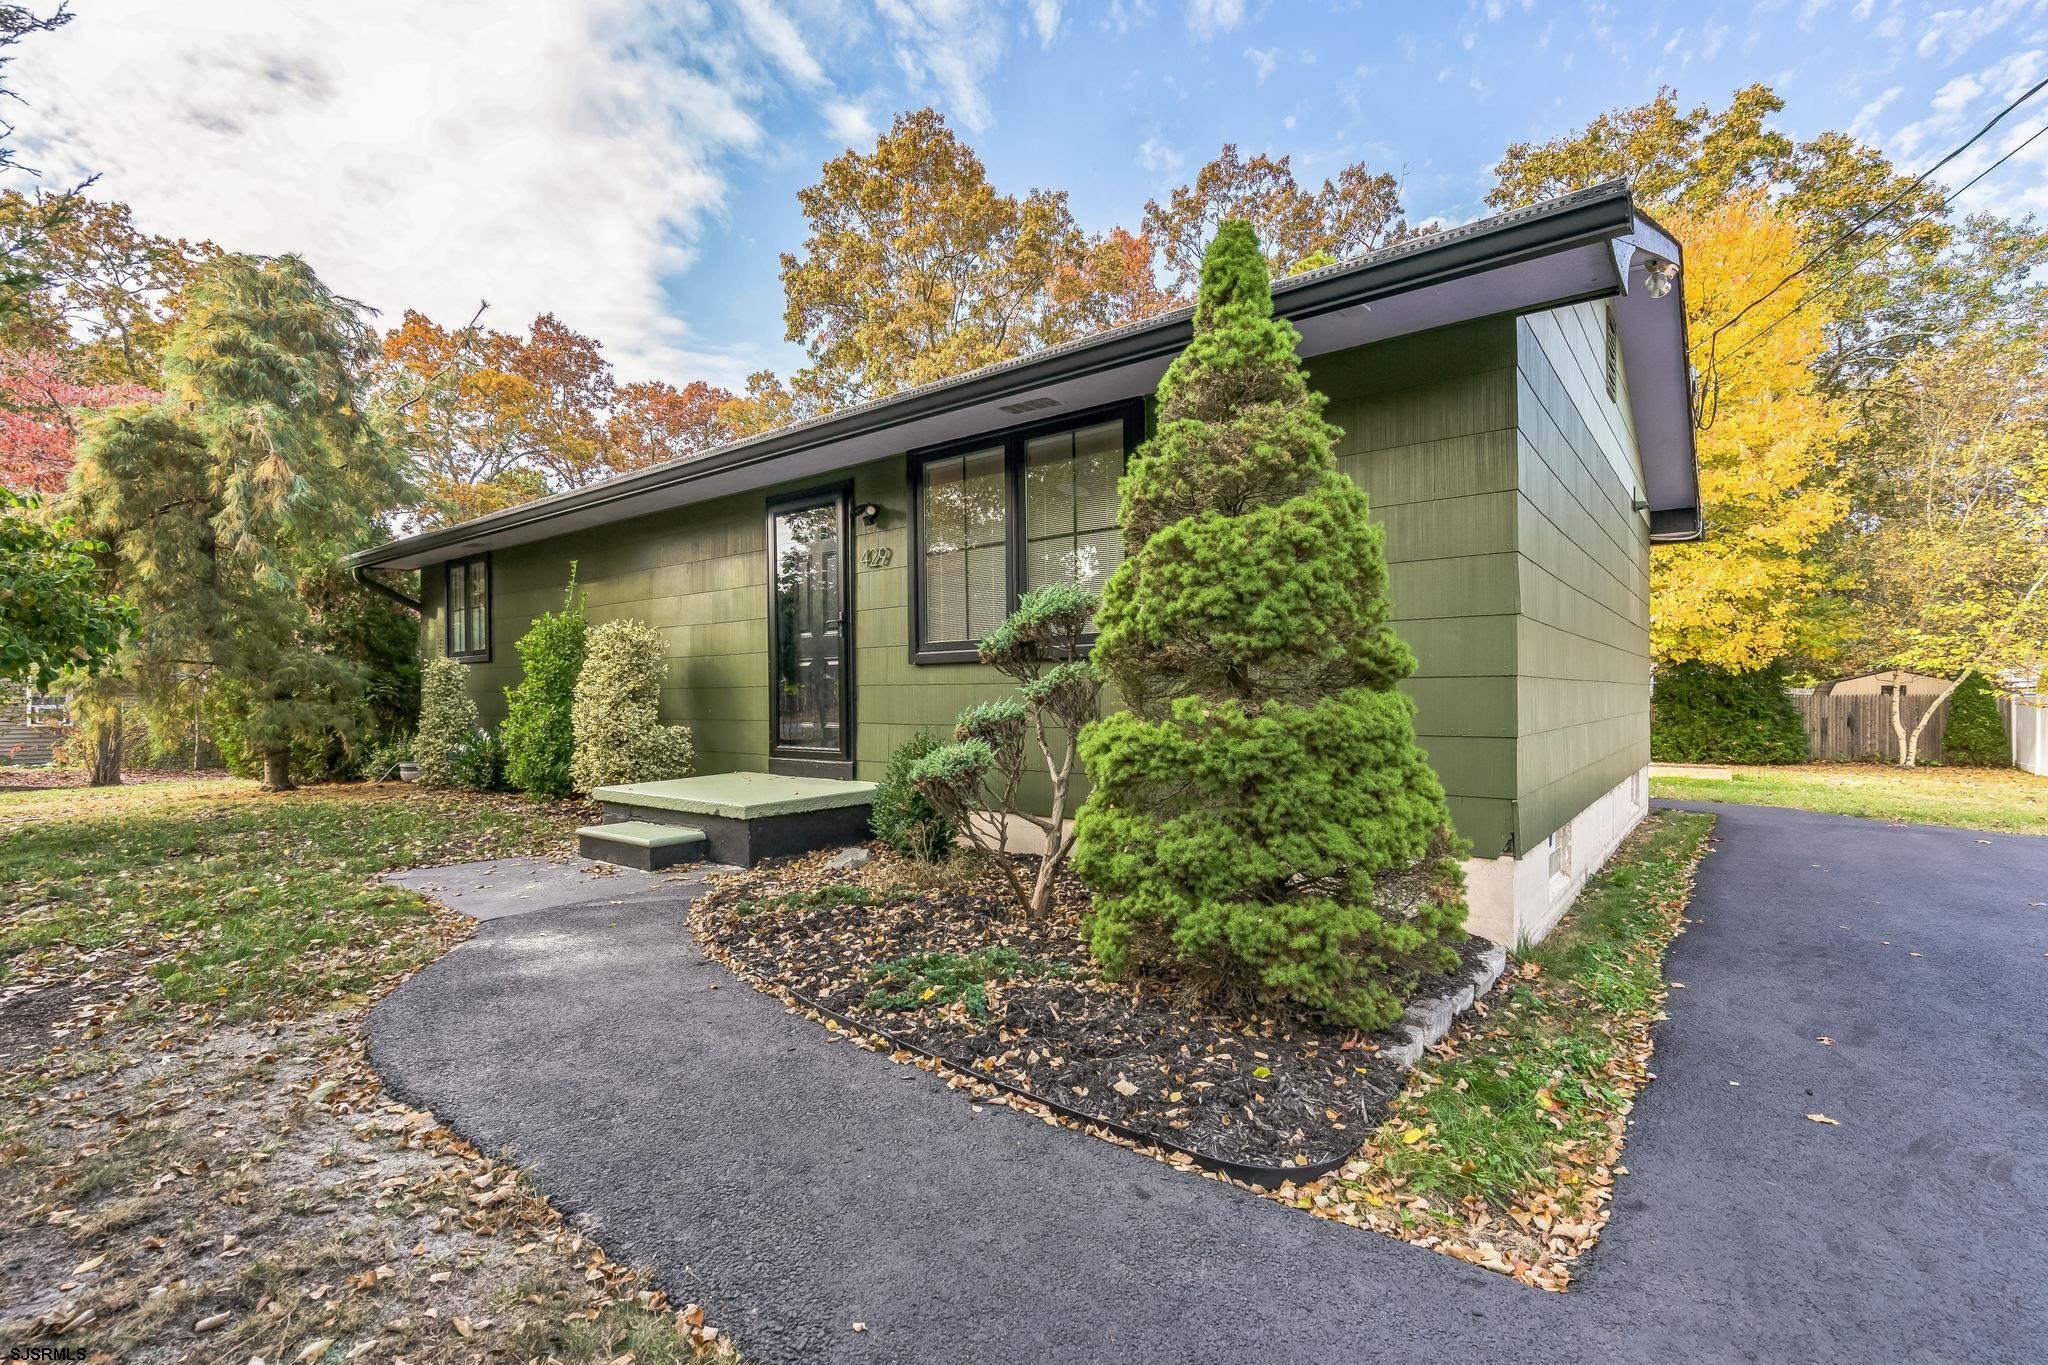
[11,1,2046,388]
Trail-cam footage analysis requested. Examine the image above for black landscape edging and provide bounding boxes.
[754,941,1509,1191]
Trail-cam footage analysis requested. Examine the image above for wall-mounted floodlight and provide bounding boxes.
[1642,258,1679,299]
[854,502,881,527]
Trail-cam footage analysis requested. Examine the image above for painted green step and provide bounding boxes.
[576,821,707,872]
[576,821,707,849]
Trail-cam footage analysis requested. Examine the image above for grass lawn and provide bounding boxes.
[1289,810,1716,1290]
[0,778,733,1362]
[1651,762,2048,836]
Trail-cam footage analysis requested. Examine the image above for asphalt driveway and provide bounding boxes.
[368,803,2048,1364]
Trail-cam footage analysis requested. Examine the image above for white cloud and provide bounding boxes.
[1028,0,1063,45]
[1137,135,1185,178]
[731,0,825,87]
[1186,0,1245,39]
[1850,84,1904,136]
[1887,47,2048,216]
[874,0,1006,131]
[0,1,858,386]
[1245,47,1279,83]
[822,99,878,145]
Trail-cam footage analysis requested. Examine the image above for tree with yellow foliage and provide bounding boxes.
[1651,194,1846,668]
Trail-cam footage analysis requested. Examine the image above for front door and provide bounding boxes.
[767,488,853,777]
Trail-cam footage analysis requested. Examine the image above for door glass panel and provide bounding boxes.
[771,501,845,753]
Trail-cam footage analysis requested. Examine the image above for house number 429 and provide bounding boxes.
[861,546,893,569]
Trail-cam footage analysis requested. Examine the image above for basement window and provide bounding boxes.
[444,553,491,662]
[909,402,1141,663]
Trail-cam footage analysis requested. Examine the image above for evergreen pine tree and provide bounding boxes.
[69,255,405,790]
[1073,221,1466,1031]
[1648,661,1810,764]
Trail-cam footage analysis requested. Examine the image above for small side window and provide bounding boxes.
[445,553,490,661]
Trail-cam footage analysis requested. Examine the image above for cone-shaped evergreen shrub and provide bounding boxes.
[415,656,480,788]
[1942,672,2010,766]
[1649,661,1808,764]
[502,567,588,796]
[1072,221,1466,1031]
[570,620,694,792]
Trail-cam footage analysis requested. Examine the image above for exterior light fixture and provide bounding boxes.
[854,502,881,527]
[1642,258,1679,299]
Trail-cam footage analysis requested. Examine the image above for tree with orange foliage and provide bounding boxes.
[608,378,735,473]
[376,309,612,526]
[1141,145,1405,297]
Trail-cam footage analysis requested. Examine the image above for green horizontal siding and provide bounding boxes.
[1511,302,1653,851]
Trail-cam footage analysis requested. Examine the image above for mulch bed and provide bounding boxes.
[691,848,1493,1175]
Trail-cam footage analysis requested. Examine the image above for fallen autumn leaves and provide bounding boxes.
[0,780,736,1363]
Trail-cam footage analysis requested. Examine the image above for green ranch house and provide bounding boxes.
[347,182,1702,947]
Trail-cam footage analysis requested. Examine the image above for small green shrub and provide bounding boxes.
[502,567,587,795]
[363,735,412,782]
[1650,661,1809,764]
[862,947,1074,1023]
[570,619,694,792]
[871,732,955,860]
[451,724,507,791]
[1943,672,2010,766]
[415,656,480,787]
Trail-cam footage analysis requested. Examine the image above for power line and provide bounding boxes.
[1691,76,2048,430]
[1712,118,2048,374]
[1693,72,2048,357]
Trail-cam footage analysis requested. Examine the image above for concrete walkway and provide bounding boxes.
[368,803,2048,1364]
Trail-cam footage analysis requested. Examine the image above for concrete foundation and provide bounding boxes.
[1462,767,1650,948]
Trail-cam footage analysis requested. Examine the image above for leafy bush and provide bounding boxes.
[870,731,955,860]
[414,656,479,788]
[1943,671,2010,766]
[451,724,507,791]
[363,736,412,782]
[1650,661,1809,764]
[1071,220,1466,1032]
[909,584,1102,917]
[570,619,694,792]
[502,567,587,795]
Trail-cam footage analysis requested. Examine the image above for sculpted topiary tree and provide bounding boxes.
[570,619,694,792]
[911,583,1102,917]
[1072,220,1467,1031]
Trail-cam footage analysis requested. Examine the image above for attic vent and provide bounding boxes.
[1603,305,1621,404]
[996,396,1060,415]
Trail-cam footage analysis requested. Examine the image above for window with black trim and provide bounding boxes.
[910,405,1137,663]
[444,553,490,661]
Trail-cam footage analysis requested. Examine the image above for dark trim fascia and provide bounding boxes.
[352,564,421,612]
[765,482,857,769]
[906,399,1140,666]
[347,185,1639,571]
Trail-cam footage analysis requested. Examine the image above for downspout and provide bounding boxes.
[353,564,422,612]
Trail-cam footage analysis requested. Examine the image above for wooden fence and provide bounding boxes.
[1795,692,1949,763]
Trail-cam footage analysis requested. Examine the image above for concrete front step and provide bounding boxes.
[576,821,707,872]
[590,772,876,868]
